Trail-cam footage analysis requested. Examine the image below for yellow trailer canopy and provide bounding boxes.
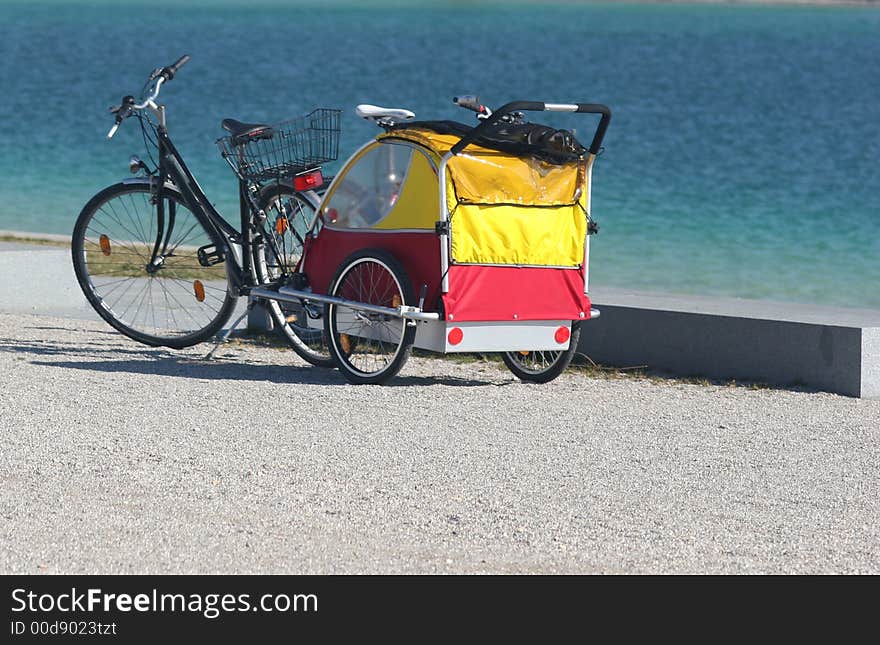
[382,127,592,267]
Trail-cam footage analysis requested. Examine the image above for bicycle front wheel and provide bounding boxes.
[72,182,237,348]
[254,184,334,367]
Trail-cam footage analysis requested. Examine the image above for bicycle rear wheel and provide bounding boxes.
[253,184,334,366]
[72,182,237,348]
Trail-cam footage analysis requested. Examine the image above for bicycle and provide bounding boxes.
[71,56,339,365]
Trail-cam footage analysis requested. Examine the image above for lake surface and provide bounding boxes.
[1,0,878,308]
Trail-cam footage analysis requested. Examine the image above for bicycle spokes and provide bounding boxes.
[73,184,236,346]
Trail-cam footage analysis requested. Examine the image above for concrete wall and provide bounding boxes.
[580,290,880,399]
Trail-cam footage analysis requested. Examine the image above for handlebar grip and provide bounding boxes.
[510,101,545,112]
[162,55,191,81]
[576,103,609,115]
[453,95,485,114]
[170,55,190,72]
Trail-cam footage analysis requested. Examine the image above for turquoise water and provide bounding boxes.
[1,1,878,308]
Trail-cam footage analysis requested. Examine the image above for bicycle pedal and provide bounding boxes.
[197,244,225,267]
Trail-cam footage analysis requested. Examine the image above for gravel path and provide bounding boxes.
[1,312,878,574]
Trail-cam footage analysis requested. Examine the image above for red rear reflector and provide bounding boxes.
[448,327,464,346]
[554,326,570,344]
[294,170,323,191]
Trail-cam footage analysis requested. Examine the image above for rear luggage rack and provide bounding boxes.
[217,108,341,181]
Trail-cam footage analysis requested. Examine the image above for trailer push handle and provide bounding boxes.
[449,101,611,157]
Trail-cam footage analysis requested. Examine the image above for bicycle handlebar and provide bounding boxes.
[449,100,612,156]
[106,56,190,139]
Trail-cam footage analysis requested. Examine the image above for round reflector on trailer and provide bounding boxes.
[448,327,464,346]
[554,326,570,344]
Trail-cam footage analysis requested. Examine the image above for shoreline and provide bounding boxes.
[615,0,880,6]
[6,0,880,7]
[7,228,878,317]
[0,229,72,245]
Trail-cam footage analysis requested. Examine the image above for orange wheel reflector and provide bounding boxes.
[193,280,206,302]
[99,234,111,256]
[555,326,571,344]
[392,294,402,308]
[340,333,351,353]
[285,314,298,323]
[447,327,464,346]
[518,350,530,356]
[275,217,289,235]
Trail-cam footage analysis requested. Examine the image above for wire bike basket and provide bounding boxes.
[217,108,341,181]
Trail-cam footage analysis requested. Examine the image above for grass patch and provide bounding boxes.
[567,353,780,390]
[0,234,69,247]
[222,328,290,350]
[83,240,228,281]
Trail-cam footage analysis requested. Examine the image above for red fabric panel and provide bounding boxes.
[443,265,590,322]
[302,228,443,311]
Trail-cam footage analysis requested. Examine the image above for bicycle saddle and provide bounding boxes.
[221,118,274,145]
[355,104,415,125]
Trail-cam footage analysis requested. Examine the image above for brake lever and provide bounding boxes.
[107,96,135,139]
[107,109,129,138]
[148,67,163,82]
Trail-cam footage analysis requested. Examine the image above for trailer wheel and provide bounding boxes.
[501,322,581,383]
[325,249,416,384]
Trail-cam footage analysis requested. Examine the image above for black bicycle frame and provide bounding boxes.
[150,124,253,293]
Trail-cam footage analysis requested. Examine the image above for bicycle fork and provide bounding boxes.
[146,193,176,273]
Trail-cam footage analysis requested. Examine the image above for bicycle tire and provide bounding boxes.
[72,182,237,348]
[253,184,334,367]
[501,322,582,383]
[325,249,416,385]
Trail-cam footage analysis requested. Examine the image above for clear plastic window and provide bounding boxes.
[323,142,414,228]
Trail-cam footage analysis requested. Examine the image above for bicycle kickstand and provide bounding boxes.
[203,302,253,360]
